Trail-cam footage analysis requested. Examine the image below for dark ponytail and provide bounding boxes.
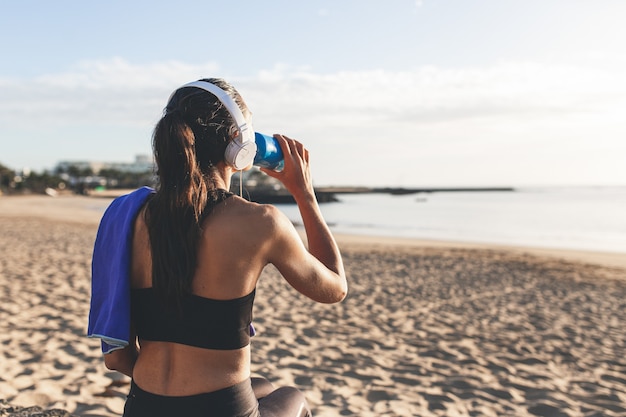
[145,78,245,312]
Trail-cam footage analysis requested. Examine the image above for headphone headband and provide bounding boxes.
[172,80,256,170]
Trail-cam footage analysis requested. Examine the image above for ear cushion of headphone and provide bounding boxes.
[225,139,257,170]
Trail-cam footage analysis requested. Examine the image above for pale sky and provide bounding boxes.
[1,0,625,187]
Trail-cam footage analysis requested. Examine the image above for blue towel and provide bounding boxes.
[87,186,155,354]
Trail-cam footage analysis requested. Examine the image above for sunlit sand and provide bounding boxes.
[1,194,625,416]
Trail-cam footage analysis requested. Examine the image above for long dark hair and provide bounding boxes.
[145,78,245,311]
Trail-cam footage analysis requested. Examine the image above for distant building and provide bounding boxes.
[55,155,154,174]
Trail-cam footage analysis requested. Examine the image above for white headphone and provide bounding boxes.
[174,80,257,170]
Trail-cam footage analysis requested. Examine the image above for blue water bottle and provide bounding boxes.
[254,133,284,171]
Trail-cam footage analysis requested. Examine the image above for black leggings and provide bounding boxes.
[123,378,311,417]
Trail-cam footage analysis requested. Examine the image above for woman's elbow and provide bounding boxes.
[103,349,134,374]
[333,290,348,303]
[322,284,348,304]
[104,353,124,371]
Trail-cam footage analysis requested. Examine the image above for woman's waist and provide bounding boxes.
[133,341,251,396]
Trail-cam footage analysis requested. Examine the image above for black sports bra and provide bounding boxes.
[131,288,256,350]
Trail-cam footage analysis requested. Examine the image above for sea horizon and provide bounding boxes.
[275,185,626,254]
[5,183,623,255]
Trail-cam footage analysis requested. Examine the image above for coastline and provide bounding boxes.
[332,233,626,271]
[1,193,623,270]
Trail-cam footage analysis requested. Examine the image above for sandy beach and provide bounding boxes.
[1,194,625,417]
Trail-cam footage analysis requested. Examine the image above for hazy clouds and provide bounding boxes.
[1,58,625,186]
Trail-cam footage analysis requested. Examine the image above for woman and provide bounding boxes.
[98,78,347,417]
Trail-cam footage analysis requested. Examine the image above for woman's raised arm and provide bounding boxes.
[261,135,347,303]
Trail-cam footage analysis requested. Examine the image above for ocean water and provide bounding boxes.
[274,186,626,254]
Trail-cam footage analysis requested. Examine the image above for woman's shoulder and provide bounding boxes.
[200,197,297,265]
[234,197,292,228]
[208,196,291,233]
